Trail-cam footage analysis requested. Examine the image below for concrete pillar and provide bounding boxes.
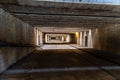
[60,36,63,41]
[45,34,48,43]
[62,36,64,42]
[47,35,49,42]
[66,35,70,42]
[83,31,87,47]
[80,32,83,46]
[88,30,93,48]
[75,32,80,45]
[39,31,43,45]
[37,30,43,46]
[37,30,40,46]
[36,28,39,46]
[48,35,51,41]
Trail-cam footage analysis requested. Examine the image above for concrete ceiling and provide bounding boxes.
[38,27,90,33]
[0,0,120,28]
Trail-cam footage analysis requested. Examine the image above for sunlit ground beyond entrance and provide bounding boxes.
[41,45,76,49]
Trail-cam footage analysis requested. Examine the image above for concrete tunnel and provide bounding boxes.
[0,0,120,80]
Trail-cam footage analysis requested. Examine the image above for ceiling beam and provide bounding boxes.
[25,21,113,28]
[13,13,120,23]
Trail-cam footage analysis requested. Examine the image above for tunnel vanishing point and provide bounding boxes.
[0,0,120,80]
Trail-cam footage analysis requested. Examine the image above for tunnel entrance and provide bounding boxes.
[35,28,93,48]
[43,33,77,44]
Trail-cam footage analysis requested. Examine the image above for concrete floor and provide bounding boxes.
[0,45,120,80]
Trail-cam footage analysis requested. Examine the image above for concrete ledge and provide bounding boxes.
[0,47,35,73]
[0,41,37,47]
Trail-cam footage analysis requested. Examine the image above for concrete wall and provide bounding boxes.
[92,24,120,54]
[0,8,36,46]
[70,34,77,44]
[0,8,36,73]
[92,29,100,49]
